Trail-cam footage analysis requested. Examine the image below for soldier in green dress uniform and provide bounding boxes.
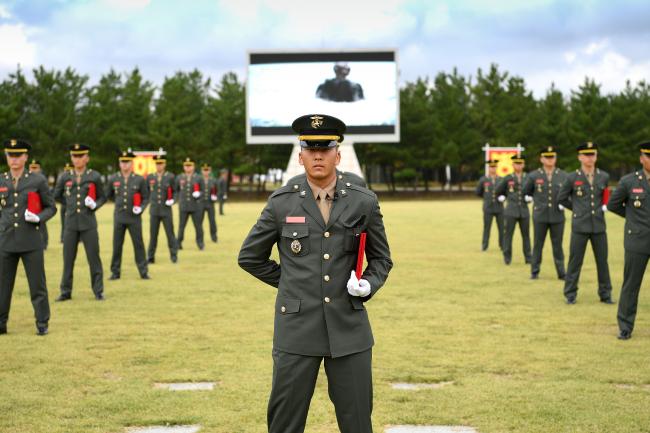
[0,139,56,336]
[608,141,650,339]
[239,114,392,433]
[522,146,567,279]
[54,143,106,301]
[475,159,503,251]
[146,153,178,264]
[216,169,228,216]
[558,141,613,304]
[106,150,150,280]
[55,163,73,243]
[199,163,218,243]
[175,158,204,250]
[495,154,531,265]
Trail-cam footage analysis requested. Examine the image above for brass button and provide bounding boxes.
[323,253,330,260]
[323,275,330,282]
[76,209,81,213]
[13,193,17,197]
[14,203,17,207]
[324,297,330,303]
[13,222,18,227]
[591,210,595,214]
[36,226,39,230]
[13,213,17,217]
[77,194,80,198]
[281,306,286,313]
[292,232,298,237]
[346,182,351,187]
[324,231,330,238]
[628,230,632,234]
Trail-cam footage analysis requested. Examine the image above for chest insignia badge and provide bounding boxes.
[290,239,302,254]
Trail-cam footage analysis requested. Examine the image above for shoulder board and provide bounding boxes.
[270,184,298,198]
[346,183,376,198]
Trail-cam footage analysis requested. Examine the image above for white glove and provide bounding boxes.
[210,194,218,202]
[84,196,97,210]
[192,191,201,199]
[132,206,143,215]
[602,204,608,212]
[524,195,533,203]
[165,199,174,206]
[497,195,506,203]
[25,209,40,223]
[347,270,371,297]
[223,194,227,200]
[558,204,565,211]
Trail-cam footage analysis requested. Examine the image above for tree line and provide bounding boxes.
[1,64,649,190]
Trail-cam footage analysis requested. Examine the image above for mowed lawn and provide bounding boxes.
[1,199,649,433]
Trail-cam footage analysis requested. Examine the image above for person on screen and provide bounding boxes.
[316,62,365,102]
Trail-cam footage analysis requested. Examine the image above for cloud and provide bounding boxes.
[0,23,37,70]
[0,4,12,19]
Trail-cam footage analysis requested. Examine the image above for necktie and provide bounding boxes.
[317,190,330,224]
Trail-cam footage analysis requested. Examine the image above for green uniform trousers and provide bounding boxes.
[110,220,148,277]
[177,211,204,249]
[503,216,531,263]
[0,249,50,328]
[147,214,177,260]
[482,212,503,251]
[59,206,66,243]
[218,199,225,215]
[563,232,612,300]
[60,227,103,296]
[617,250,649,333]
[268,348,373,433]
[531,221,566,277]
[201,204,218,242]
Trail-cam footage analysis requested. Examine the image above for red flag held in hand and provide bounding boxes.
[193,183,200,193]
[355,232,367,280]
[27,191,42,214]
[602,187,610,205]
[167,186,173,200]
[87,182,96,200]
[211,185,217,195]
[133,192,142,207]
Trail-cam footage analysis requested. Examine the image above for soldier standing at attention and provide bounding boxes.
[199,163,218,243]
[607,141,650,339]
[54,143,107,301]
[106,150,150,280]
[523,146,567,280]
[146,153,178,264]
[558,141,613,305]
[475,159,504,251]
[0,139,56,336]
[496,154,531,265]
[239,114,392,433]
[176,158,204,250]
[55,163,73,243]
[216,169,228,216]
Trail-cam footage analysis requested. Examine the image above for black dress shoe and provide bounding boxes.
[95,293,105,301]
[55,294,71,302]
[198,243,205,250]
[147,257,155,264]
[530,273,539,280]
[177,243,183,250]
[0,326,7,335]
[504,258,511,265]
[600,298,615,305]
[36,326,48,336]
[171,255,178,263]
[109,274,120,280]
[211,236,218,243]
[558,274,566,281]
[566,297,577,305]
[618,330,632,340]
[141,273,151,280]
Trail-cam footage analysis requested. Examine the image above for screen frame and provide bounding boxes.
[246,48,400,144]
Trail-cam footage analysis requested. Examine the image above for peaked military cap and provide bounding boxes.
[69,143,90,155]
[3,138,31,154]
[29,159,41,169]
[292,114,346,149]
[182,157,195,166]
[153,154,166,163]
[638,141,650,154]
[540,146,557,157]
[63,163,73,171]
[118,149,135,161]
[577,141,598,154]
[487,159,499,167]
[201,163,211,170]
[511,153,525,163]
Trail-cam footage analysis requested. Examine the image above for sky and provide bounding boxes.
[0,0,649,97]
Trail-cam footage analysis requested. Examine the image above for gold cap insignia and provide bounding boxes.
[74,143,80,150]
[10,139,16,147]
[547,146,552,152]
[587,142,593,148]
[310,115,324,129]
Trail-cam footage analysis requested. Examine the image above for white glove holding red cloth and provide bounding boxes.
[347,270,371,297]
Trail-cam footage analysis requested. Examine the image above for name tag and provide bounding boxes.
[632,188,644,193]
[483,182,490,187]
[0,187,7,192]
[113,181,121,187]
[65,180,73,187]
[574,181,583,186]
[507,180,515,186]
[286,216,306,223]
[535,179,545,184]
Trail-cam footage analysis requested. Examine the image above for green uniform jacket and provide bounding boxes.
[495,173,529,218]
[147,172,176,217]
[608,169,650,254]
[288,169,367,188]
[200,177,218,208]
[175,173,202,212]
[522,168,567,224]
[558,168,609,234]
[216,177,227,200]
[0,170,56,252]
[106,173,149,223]
[238,179,393,358]
[475,175,503,214]
[54,169,106,231]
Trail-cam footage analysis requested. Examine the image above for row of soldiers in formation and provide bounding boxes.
[476,141,650,340]
[0,139,227,336]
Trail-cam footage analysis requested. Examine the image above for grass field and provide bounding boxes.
[1,200,649,433]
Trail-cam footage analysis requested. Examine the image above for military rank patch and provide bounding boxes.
[290,239,302,254]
